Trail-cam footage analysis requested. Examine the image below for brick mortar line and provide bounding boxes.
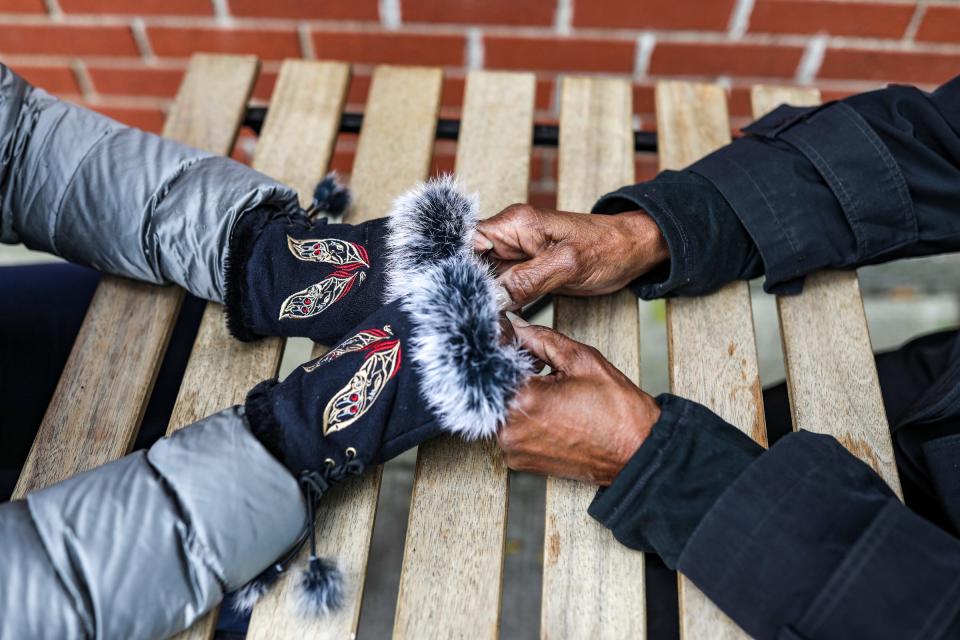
[554,0,571,35]
[74,94,171,108]
[0,53,944,93]
[70,58,92,97]
[1,17,958,56]
[727,0,755,39]
[0,14,838,38]
[1,74,948,97]
[0,13,958,49]
[4,57,288,72]
[727,0,951,5]
[634,32,655,80]
[379,0,401,29]
[130,18,154,62]
[211,0,229,22]
[466,27,483,70]
[42,0,61,20]
[903,1,928,42]
[796,34,828,84]
[1,55,182,69]
[298,23,316,59]
[6,0,954,22]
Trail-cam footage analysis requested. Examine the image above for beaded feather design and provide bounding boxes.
[279,237,370,320]
[302,325,393,372]
[322,339,401,435]
[301,325,402,436]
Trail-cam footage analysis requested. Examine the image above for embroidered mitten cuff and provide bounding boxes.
[225,175,478,346]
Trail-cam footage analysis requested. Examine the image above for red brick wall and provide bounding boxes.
[1,0,957,207]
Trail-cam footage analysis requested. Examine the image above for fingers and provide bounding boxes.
[476,204,582,306]
[505,312,545,371]
[475,204,544,262]
[472,230,494,253]
[511,323,598,375]
[498,313,518,345]
[505,310,529,329]
[498,245,577,307]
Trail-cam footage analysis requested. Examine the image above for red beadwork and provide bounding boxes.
[349,406,358,414]
[350,393,358,401]
[304,298,312,305]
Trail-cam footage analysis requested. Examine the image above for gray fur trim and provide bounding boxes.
[384,174,478,303]
[400,255,533,439]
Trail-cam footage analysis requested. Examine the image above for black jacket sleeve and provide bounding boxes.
[590,395,960,639]
[592,172,764,298]
[595,76,960,297]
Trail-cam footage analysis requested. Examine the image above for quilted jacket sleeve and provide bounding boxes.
[0,408,305,640]
[0,63,300,303]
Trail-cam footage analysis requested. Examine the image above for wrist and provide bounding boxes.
[612,392,661,480]
[614,210,669,281]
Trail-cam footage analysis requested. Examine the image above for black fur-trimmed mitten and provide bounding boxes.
[225,174,483,346]
[232,179,533,617]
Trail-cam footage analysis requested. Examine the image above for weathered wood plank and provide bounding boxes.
[13,54,258,499]
[169,59,350,640]
[751,85,901,494]
[247,65,443,640]
[542,76,644,639]
[349,66,445,217]
[655,80,764,640]
[392,70,536,640]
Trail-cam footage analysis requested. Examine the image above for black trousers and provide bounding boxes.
[0,263,205,501]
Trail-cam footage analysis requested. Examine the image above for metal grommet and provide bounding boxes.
[345,447,357,459]
[324,458,335,467]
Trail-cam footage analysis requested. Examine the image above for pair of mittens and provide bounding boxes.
[228,176,532,617]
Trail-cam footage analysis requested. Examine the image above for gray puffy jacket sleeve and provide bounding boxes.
[0,407,305,639]
[0,63,299,302]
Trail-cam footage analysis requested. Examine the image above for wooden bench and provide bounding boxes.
[13,53,902,639]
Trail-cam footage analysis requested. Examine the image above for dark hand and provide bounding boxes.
[474,204,668,309]
[498,320,661,485]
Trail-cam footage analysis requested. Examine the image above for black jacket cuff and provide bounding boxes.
[587,393,763,567]
[592,171,763,299]
[691,101,917,294]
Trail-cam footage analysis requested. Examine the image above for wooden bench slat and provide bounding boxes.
[392,70,536,640]
[751,86,901,495]
[170,59,350,640]
[543,76,645,639]
[12,54,259,499]
[654,80,764,640]
[246,65,443,640]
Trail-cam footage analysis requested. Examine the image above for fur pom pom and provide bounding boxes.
[384,174,478,303]
[232,564,282,615]
[401,255,534,440]
[311,172,351,217]
[293,556,345,617]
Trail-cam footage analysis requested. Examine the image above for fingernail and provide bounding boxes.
[493,283,513,311]
[474,231,494,251]
[506,311,529,328]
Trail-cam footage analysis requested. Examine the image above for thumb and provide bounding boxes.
[513,324,593,375]
[472,230,494,253]
[498,247,574,308]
